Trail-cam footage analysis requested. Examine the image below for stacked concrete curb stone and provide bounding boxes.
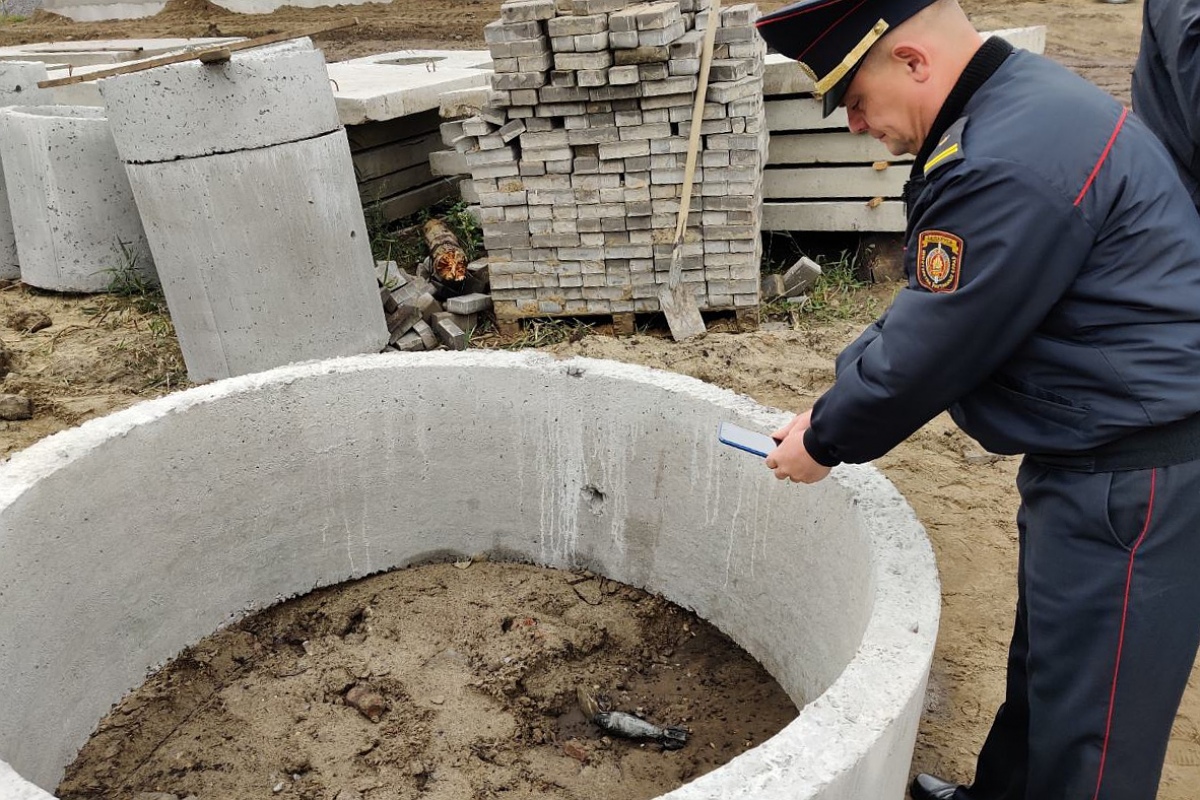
[456,0,766,322]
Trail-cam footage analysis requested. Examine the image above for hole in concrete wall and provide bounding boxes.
[584,484,605,515]
[56,561,798,800]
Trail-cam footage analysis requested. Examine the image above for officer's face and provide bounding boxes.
[842,49,925,157]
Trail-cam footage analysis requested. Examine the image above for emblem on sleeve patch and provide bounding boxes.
[916,230,964,293]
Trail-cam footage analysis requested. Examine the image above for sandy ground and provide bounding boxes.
[4,0,1196,798]
[59,562,796,800]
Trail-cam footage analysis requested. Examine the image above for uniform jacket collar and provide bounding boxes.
[912,36,1014,178]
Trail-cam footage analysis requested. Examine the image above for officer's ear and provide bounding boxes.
[888,42,933,84]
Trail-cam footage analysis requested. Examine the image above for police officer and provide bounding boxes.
[754,1,1200,799]
[1133,0,1200,211]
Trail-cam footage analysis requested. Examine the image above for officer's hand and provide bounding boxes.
[771,410,811,442]
[765,411,832,484]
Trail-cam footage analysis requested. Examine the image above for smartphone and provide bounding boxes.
[717,421,781,458]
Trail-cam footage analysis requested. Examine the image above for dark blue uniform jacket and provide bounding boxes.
[804,41,1200,467]
[1133,0,1200,209]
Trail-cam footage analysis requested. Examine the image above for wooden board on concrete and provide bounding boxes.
[764,165,907,200]
[763,200,907,232]
[36,21,356,88]
[768,131,911,166]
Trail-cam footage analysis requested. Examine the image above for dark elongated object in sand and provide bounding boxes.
[593,710,689,750]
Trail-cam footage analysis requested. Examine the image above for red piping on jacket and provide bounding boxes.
[1075,107,1128,207]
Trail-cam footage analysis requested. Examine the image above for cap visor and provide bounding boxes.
[821,83,847,117]
[820,60,862,118]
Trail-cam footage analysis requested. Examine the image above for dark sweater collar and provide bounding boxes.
[912,36,1014,176]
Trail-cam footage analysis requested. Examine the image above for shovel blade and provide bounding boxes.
[658,282,707,341]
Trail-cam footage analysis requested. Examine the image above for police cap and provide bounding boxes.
[755,0,939,117]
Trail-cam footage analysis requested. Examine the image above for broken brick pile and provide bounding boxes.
[452,0,767,322]
[378,259,493,352]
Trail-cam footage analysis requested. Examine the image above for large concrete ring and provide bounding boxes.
[0,351,940,800]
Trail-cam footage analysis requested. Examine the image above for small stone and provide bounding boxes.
[0,394,32,421]
[563,739,589,762]
[6,309,50,333]
[281,752,310,774]
[322,667,356,695]
[963,448,1004,466]
[345,684,388,723]
[431,695,446,705]
[407,759,427,776]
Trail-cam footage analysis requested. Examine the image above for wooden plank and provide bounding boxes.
[358,161,437,204]
[766,96,850,132]
[764,165,907,200]
[351,129,442,182]
[345,110,442,152]
[768,131,912,166]
[36,20,357,88]
[366,179,458,224]
[763,200,907,232]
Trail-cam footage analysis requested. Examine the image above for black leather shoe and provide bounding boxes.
[910,773,960,800]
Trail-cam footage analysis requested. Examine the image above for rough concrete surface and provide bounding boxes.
[0,61,50,281]
[0,352,939,799]
[98,39,339,163]
[0,0,43,18]
[0,105,156,292]
[123,131,388,381]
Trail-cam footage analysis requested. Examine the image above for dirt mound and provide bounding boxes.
[156,0,237,20]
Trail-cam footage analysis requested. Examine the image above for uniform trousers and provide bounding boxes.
[960,456,1200,800]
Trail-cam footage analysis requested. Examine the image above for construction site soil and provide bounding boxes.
[3,1,1196,799]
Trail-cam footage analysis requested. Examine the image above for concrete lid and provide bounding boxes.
[327,54,494,125]
[97,38,341,163]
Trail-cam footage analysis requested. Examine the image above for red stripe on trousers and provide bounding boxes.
[1092,467,1157,800]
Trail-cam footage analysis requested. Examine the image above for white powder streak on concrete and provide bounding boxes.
[723,458,751,589]
[536,394,585,566]
[585,416,636,559]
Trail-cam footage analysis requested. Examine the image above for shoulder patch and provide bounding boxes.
[916,230,964,293]
[923,116,969,178]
